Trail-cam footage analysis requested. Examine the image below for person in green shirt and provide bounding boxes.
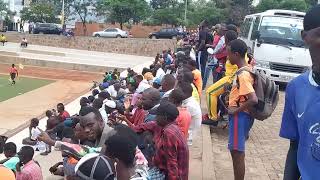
[1,142,20,171]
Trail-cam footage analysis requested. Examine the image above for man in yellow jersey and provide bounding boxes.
[203,29,248,125]
[0,34,7,46]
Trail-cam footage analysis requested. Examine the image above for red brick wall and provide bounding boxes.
[74,22,169,38]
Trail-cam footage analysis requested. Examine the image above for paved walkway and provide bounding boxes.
[0,43,154,69]
[206,92,288,180]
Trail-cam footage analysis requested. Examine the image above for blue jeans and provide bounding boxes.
[202,64,215,90]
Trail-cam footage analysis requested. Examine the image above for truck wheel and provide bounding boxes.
[95,34,101,37]
[116,35,121,38]
[151,35,157,39]
[171,36,177,40]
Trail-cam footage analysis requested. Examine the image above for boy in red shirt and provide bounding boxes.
[169,89,191,139]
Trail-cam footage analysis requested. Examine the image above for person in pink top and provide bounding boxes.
[169,89,191,139]
[16,146,43,180]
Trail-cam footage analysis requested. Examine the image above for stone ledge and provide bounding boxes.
[3,33,176,57]
[22,49,66,57]
[202,125,216,180]
[0,55,125,73]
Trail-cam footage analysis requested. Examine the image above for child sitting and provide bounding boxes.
[20,38,28,48]
[22,118,39,146]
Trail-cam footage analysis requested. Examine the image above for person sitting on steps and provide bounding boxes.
[21,38,28,48]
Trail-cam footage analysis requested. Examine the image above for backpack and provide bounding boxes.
[236,67,279,121]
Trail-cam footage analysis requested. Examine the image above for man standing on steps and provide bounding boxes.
[196,20,211,79]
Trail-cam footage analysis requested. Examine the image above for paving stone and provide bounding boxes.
[208,92,287,180]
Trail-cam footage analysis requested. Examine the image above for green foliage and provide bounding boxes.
[187,1,227,27]
[279,0,308,11]
[71,0,96,23]
[0,0,7,12]
[227,0,254,26]
[255,0,278,12]
[71,0,96,35]
[256,0,308,12]
[305,0,318,7]
[151,7,184,26]
[99,0,150,29]
[20,3,59,23]
[150,0,180,9]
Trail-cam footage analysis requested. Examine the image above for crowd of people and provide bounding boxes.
[0,4,319,180]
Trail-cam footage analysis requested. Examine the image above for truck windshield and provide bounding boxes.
[259,16,305,48]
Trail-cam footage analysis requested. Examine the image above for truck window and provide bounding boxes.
[250,16,261,40]
[259,16,304,47]
[240,18,253,39]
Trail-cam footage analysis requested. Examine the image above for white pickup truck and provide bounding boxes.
[240,9,312,83]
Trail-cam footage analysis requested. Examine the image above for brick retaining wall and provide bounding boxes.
[3,33,176,57]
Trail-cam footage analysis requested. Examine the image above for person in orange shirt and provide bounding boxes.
[169,88,191,139]
[227,39,258,180]
[0,166,15,180]
[187,60,202,96]
[9,64,18,85]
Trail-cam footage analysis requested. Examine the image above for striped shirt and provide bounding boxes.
[16,160,43,180]
[134,121,189,180]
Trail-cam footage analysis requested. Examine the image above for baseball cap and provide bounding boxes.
[153,77,161,85]
[150,100,179,120]
[75,153,115,180]
[103,99,116,109]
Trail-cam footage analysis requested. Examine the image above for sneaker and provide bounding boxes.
[202,119,219,126]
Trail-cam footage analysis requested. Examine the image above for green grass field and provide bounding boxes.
[0,75,54,102]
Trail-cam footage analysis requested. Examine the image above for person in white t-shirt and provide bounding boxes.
[135,75,151,94]
[29,118,46,152]
[178,82,202,146]
[106,83,121,99]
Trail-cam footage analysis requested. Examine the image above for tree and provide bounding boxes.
[255,0,278,12]
[51,0,73,25]
[187,0,227,27]
[255,0,308,12]
[20,3,59,23]
[305,0,318,7]
[0,0,7,12]
[279,0,308,12]
[71,0,96,35]
[99,0,150,29]
[228,0,253,25]
[152,7,183,26]
[0,0,8,30]
[150,0,179,9]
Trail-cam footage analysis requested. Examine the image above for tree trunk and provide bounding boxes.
[83,22,87,36]
[120,22,123,30]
